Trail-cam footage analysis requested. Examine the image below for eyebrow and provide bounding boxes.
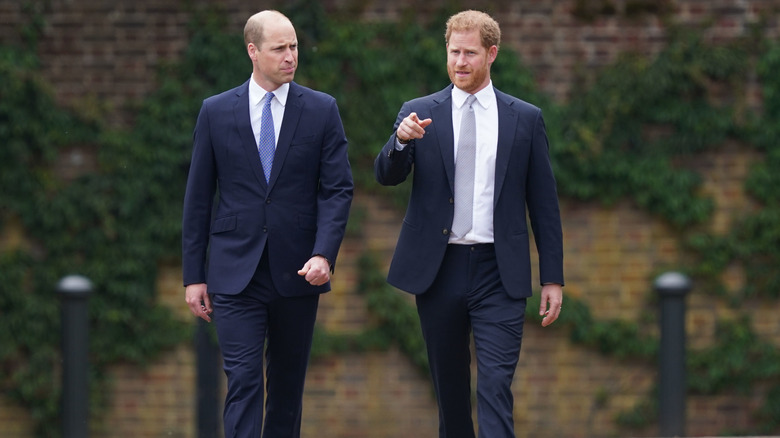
[267,39,297,49]
[449,46,479,52]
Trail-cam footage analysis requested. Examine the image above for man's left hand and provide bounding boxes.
[539,283,563,327]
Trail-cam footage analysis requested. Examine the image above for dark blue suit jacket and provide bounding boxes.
[183,80,353,296]
[375,85,563,298]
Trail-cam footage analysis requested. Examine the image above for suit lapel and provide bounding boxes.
[432,86,455,193]
[234,80,268,188]
[494,90,516,207]
[268,82,303,189]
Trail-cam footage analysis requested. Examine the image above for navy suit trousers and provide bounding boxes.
[416,244,527,438]
[211,252,319,438]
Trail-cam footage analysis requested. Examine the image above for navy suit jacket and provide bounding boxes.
[375,85,563,298]
[183,80,353,296]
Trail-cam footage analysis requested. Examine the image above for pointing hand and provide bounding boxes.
[396,112,433,143]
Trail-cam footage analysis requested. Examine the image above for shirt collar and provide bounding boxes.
[452,81,494,110]
[249,75,290,107]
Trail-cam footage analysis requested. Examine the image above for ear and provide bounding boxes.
[247,43,257,61]
[487,45,498,64]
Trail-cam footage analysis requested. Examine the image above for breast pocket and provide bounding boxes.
[286,134,320,176]
[290,134,317,147]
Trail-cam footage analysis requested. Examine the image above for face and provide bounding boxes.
[248,19,298,91]
[446,29,497,94]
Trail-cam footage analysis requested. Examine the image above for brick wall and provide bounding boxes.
[2,0,779,437]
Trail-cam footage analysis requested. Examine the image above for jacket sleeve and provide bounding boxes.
[375,102,415,186]
[181,101,217,286]
[525,110,564,286]
[311,98,354,270]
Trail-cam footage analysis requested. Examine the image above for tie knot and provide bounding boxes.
[264,92,275,107]
[465,94,477,108]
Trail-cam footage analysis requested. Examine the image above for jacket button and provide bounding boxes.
[442,229,449,235]
[263,226,268,233]
[266,199,271,204]
[449,198,454,204]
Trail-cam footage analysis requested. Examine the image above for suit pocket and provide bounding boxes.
[402,218,420,231]
[290,134,317,146]
[211,216,237,234]
[511,229,529,238]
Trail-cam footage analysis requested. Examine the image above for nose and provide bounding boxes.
[284,49,293,61]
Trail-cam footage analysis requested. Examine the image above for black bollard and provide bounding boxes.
[654,271,691,438]
[58,275,93,438]
[196,318,221,438]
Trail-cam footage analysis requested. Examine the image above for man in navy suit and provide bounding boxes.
[375,10,563,438]
[182,10,353,438]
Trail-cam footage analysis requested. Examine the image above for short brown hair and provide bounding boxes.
[445,10,501,49]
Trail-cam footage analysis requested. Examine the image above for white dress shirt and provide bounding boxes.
[449,83,498,244]
[248,75,289,148]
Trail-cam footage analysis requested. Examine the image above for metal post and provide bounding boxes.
[58,275,93,438]
[196,318,221,438]
[654,271,691,438]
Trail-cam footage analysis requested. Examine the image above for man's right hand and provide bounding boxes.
[396,112,433,143]
[185,283,212,322]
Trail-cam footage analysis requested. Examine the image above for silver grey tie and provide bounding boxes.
[451,94,477,238]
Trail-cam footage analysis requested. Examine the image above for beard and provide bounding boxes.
[447,63,490,94]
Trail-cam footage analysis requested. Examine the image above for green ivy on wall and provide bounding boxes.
[1,0,779,436]
[546,23,780,433]
[310,252,428,374]
[0,5,192,437]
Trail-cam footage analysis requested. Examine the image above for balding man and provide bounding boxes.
[182,10,353,437]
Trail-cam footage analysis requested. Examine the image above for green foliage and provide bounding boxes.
[288,2,546,205]
[308,251,429,375]
[355,253,429,373]
[555,27,779,434]
[554,29,756,226]
[528,293,657,359]
[755,384,780,434]
[615,396,657,429]
[3,2,780,437]
[688,317,780,395]
[687,318,780,435]
[757,43,780,120]
[293,12,449,197]
[1,18,190,438]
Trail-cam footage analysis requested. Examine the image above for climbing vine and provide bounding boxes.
[1,0,779,436]
[0,3,191,437]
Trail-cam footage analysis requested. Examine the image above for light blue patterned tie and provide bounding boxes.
[258,92,275,182]
[451,94,477,238]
